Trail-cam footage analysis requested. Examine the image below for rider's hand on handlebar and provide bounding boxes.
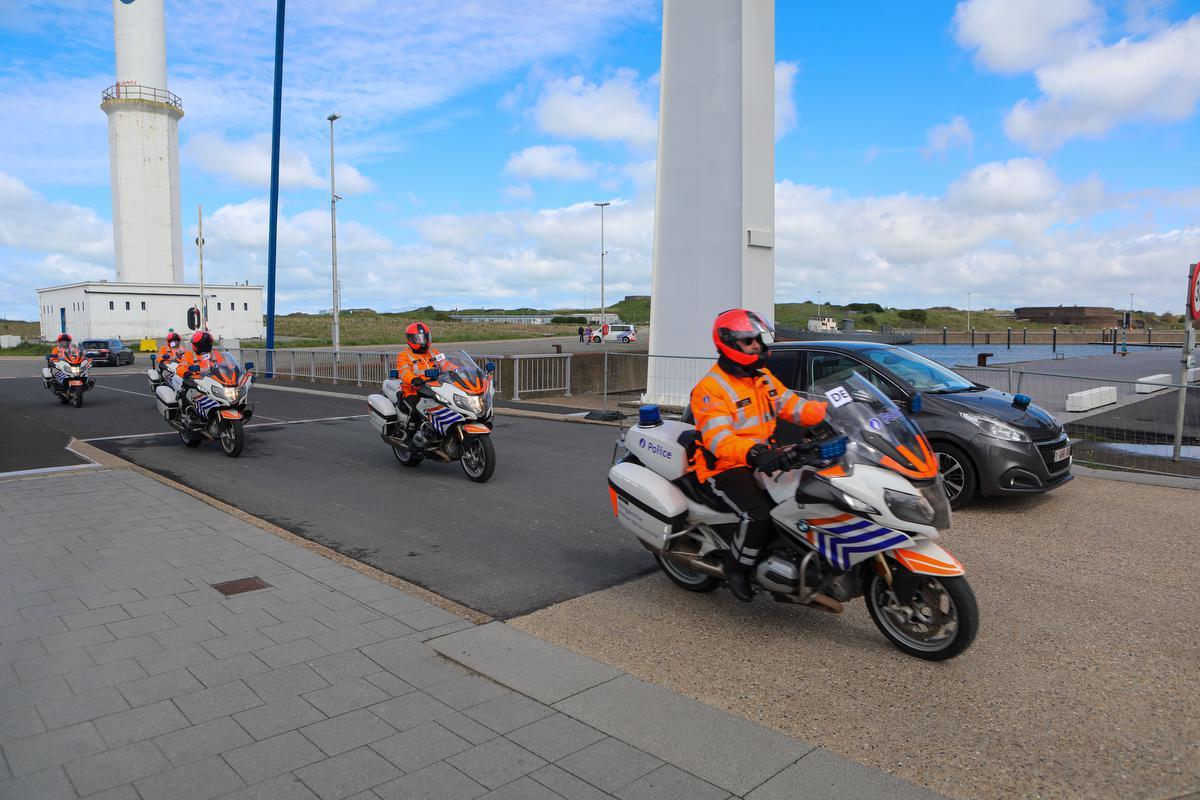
[747,444,798,474]
[411,377,425,388]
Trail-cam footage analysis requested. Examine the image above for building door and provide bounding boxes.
[59,308,66,333]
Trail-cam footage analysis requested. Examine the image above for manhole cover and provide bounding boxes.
[211,576,271,596]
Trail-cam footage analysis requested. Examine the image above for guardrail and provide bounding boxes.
[102,84,183,111]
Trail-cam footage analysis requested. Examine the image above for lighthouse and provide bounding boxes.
[101,0,184,284]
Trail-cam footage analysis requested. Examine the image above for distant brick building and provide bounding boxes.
[1014,306,1116,326]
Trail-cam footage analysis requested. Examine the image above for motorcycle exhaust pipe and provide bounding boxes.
[662,549,843,612]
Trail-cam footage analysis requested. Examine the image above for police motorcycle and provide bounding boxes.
[366,350,497,482]
[153,353,256,457]
[608,372,978,660]
[145,351,182,389]
[43,347,94,407]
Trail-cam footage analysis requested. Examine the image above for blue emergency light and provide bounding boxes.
[638,404,663,427]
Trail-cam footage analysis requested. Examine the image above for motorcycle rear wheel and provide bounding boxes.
[179,429,202,448]
[392,444,423,467]
[654,548,719,593]
[220,420,245,457]
[865,571,978,660]
[460,436,495,483]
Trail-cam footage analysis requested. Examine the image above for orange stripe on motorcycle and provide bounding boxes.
[892,548,964,576]
[218,410,242,420]
[806,513,854,525]
[463,423,490,434]
[608,487,619,517]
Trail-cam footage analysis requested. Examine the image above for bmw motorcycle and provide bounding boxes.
[608,372,979,660]
[367,350,497,482]
[154,353,256,457]
[43,347,94,407]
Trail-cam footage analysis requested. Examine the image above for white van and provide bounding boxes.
[591,323,637,343]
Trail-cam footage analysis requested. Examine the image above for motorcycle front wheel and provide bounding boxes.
[219,420,245,457]
[864,571,978,660]
[460,436,495,483]
[72,386,84,408]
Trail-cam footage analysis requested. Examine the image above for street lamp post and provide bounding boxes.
[817,289,822,323]
[594,202,610,332]
[967,292,973,333]
[328,113,342,354]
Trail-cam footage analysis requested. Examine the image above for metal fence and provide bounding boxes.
[510,354,571,400]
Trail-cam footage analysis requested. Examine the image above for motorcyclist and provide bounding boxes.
[174,331,224,378]
[157,331,184,369]
[51,333,74,360]
[395,322,445,436]
[689,309,829,602]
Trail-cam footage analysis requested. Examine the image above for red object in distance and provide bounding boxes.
[1189,263,1200,321]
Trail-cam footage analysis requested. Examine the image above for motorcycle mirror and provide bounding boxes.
[388,369,399,380]
[188,365,200,374]
[424,368,439,379]
[150,354,157,365]
[244,362,254,371]
[908,394,923,415]
[485,362,495,373]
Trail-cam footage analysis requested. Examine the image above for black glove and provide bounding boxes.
[411,377,425,388]
[747,444,795,473]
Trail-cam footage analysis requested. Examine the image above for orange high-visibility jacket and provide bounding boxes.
[395,349,445,397]
[157,345,184,365]
[174,350,224,378]
[689,363,827,483]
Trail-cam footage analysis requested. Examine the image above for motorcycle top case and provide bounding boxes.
[367,394,398,435]
[608,461,688,551]
[623,419,694,480]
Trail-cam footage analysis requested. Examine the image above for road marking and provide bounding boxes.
[81,413,368,443]
[94,384,156,398]
[254,383,367,400]
[0,463,103,479]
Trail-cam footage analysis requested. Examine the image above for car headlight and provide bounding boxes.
[884,488,936,525]
[960,412,1030,443]
[454,394,484,414]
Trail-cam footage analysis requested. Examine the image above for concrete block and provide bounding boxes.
[244,663,330,704]
[95,699,190,747]
[506,712,606,762]
[254,637,329,670]
[1135,373,1172,393]
[134,756,247,800]
[154,716,253,766]
[189,652,269,688]
[446,737,547,790]
[4,720,108,775]
[556,738,662,794]
[553,675,810,797]
[65,740,171,797]
[425,674,511,710]
[1188,366,1200,382]
[370,720,471,771]
[1065,386,1117,411]
[373,761,486,800]
[298,707,393,756]
[233,695,326,741]
[462,691,554,734]
[303,677,389,716]
[118,667,204,707]
[745,748,947,800]
[616,764,729,800]
[0,767,78,800]
[310,650,384,683]
[479,776,565,800]
[224,731,325,785]
[66,657,148,694]
[38,686,129,730]
[0,706,46,746]
[293,746,401,800]
[529,764,613,800]
[431,624,622,705]
[369,690,455,731]
[174,680,262,724]
[223,773,320,800]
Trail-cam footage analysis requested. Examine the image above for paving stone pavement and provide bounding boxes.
[0,469,945,799]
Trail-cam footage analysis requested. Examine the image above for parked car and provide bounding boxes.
[592,324,637,344]
[80,339,135,366]
[762,341,1072,508]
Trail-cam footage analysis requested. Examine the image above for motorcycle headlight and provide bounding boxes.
[840,492,879,516]
[884,488,936,525]
[223,385,240,402]
[454,394,484,414]
[960,412,1030,443]
[68,365,82,375]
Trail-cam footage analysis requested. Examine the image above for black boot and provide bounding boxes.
[723,554,754,603]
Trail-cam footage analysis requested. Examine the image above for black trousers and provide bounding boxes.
[399,395,420,426]
[705,468,773,568]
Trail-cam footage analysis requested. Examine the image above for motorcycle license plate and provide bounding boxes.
[1053,445,1071,463]
[69,380,83,386]
[218,410,242,420]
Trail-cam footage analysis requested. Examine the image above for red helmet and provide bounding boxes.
[712,309,774,367]
[56,333,72,345]
[406,322,431,353]
[166,331,181,345]
[191,330,214,354]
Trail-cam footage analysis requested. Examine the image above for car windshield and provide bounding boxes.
[808,371,939,480]
[429,351,490,394]
[863,348,976,393]
[81,341,108,349]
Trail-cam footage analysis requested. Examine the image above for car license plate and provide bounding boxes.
[1053,445,1071,463]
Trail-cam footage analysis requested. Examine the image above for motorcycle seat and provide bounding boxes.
[673,473,727,511]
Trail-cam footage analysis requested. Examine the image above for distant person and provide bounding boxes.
[157,331,184,367]
[51,333,73,359]
[584,326,593,343]
[577,325,585,343]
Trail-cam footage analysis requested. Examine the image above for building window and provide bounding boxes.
[217,302,222,311]
[141,302,146,310]
[243,303,249,311]
[109,301,114,310]
[125,301,130,310]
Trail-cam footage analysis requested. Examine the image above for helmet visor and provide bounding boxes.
[718,311,775,347]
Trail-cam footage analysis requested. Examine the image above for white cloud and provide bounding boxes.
[504,145,596,181]
[946,158,1061,213]
[0,173,110,261]
[953,0,1101,73]
[533,70,658,148]
[185,132,375,194]
[504,183,535,202]
[775,61,799,140]
[923,116,974,159]
[1004,16,1200,151]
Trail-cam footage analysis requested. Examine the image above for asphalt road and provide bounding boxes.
[0,369,652,618]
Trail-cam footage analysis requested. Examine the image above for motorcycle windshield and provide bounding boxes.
[209,353,244,385]
[431,351,490,395]
[62,347,85,365]
[809,371,939,482]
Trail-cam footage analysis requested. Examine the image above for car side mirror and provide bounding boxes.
[388,369,399,380]
[485,362,495,373]
[424,368,439,379]
[244,362,254,371]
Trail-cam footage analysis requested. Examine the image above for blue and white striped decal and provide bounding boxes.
[195,396,222,417]
[427,406,463,436]
[52,368,70,383]
[810,520,913,571]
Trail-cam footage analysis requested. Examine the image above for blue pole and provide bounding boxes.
[265,0,286,376]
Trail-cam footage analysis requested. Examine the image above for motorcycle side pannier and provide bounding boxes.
[367,394,398,436]
[155,385,179,421]
[608,461,688,551]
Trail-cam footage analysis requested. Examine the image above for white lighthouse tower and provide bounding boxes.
[102,0,183,284]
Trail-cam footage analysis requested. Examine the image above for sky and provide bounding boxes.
[3,0,1200,319]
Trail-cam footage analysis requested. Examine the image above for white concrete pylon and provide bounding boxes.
[102,0,184,285]
[646,0,775,407]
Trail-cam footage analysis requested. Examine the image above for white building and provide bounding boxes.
[37,282,264,342]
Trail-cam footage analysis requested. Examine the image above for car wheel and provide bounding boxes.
[592,336,602,343]
[933,442,977,509]
[620,336,629,343]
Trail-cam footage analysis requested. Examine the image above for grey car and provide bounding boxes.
[765,342,1072,508]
